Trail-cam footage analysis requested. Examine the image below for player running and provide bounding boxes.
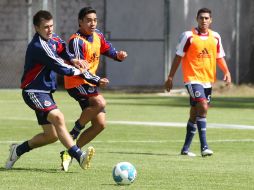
[164,8,231,157]
[60,7,127,171]
[5,10,107,170]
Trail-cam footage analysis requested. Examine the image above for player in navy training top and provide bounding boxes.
[5,10,106,170]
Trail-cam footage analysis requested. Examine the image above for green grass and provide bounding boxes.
[0,89,254,190]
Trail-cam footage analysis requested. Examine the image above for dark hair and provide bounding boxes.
[197,8,212,18]
[78,7,96,20]
[33,10,53,26]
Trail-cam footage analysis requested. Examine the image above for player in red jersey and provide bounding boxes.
[165,8,231,157]
[60,7,127,171]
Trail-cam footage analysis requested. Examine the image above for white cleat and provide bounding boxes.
[5,144,20,169]
[201,149,213,157]
[79,146,95,170]
[181,151,196,157]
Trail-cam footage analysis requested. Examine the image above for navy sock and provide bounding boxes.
[70,120,84,140]
[182,121,196,152]
[16,141,32,157]
[68,145,83,163]
[196,116,208,150]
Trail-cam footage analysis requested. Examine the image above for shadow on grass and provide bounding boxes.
[107,151,174,156]
[101,183,129,187]
[108,95,254,109]
[0,167,75,173]
[109,96,189,108]
[212,97,254,109]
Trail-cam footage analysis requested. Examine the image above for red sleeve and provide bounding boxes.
[97,32,111,53]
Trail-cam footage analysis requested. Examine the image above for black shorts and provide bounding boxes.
[22,90,57,125]
[67,84,100,110]
[185,83,212,106]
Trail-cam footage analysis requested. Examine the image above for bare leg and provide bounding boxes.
[47,109,75,149]
[79,95,106,125]
[28,123,58,148]
[77,112,106,148]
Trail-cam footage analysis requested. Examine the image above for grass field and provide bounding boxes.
[0,89,254,190]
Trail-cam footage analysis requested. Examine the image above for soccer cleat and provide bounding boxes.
[79,146,95,170]
[60,150,72,172]
[201,148,213,157]
[5,143,20,169]
[181,150,196,157]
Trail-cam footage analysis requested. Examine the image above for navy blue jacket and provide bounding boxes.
[21,33,79,92]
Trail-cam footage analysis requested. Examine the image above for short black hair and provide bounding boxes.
[33,10,53,26]
[78,7,96,20]
[197,8,212,18]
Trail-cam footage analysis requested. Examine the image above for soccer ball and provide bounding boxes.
[112,162,137,185]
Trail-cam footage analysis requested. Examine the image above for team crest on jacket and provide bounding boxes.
[52,44,56,51]
[195,91,201,97]
[44,100,52,107]
[88,86,95,93]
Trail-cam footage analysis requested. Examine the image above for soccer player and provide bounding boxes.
[5,10,107,170]
[164,8,231,157]
[60,7,127,171]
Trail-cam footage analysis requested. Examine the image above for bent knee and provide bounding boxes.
[92,96,106,110]
[93,123,106,131]
[45,133,58,143]
[47,109,65,125]
[49,135,58,143]
[100,123,106,130]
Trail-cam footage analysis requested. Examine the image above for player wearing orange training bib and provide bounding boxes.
[165,8,231,157]
[60,7,128,172]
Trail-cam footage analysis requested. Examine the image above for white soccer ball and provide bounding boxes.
[112,162,137,185]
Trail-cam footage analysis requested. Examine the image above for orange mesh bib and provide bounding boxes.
[182,29,217,83]
[64,33,101,89]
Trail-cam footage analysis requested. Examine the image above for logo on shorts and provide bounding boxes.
[44,100,52,107]
[195,91,201,97]
[88,86,95,93]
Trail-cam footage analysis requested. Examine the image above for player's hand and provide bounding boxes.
[223,72,231,86]
[71,59,89,69]
[164,77,173,92]
[116,51,128,61]
[99,78,110,88]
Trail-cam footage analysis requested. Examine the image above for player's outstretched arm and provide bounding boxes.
[79,70,109,87]
[80,70,101,86]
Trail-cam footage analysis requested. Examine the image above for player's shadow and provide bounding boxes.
[0,167,75,173]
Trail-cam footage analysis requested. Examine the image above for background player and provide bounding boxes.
[164,8,231,157]
[60,7,127,171]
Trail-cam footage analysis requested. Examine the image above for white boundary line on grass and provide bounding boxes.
[107,121,254,130]
[1,116,254,130]
[1,139,254,144]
